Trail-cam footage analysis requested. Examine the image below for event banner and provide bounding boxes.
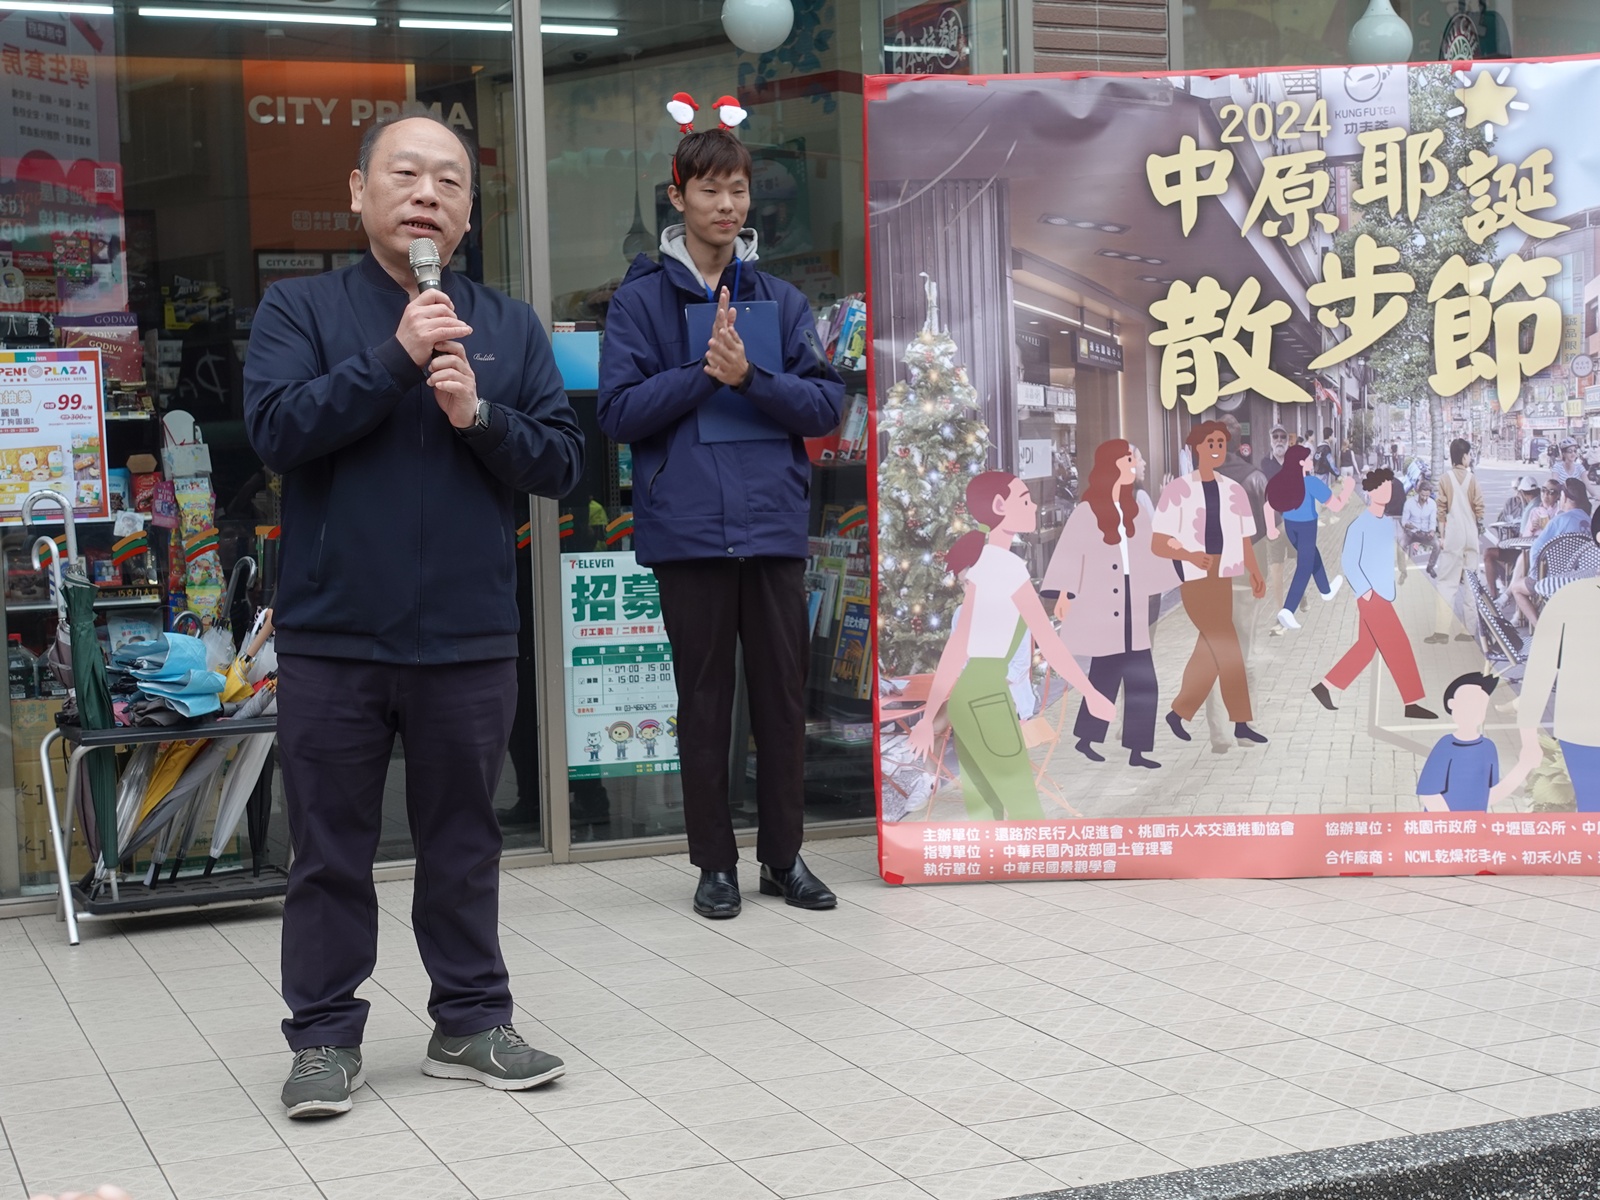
[868,59,1600,883]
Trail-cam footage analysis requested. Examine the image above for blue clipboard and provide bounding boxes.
[686,300,788,442]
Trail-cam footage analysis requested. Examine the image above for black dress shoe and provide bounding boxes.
[694,869,741,919]
[759,854,837,910]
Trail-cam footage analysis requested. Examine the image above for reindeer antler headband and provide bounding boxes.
[666,91,749,186]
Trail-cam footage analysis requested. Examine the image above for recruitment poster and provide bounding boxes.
[560,551,680,779]
[868,59,1600,883]
[0,347,107,519]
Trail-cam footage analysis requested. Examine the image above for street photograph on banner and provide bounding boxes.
[869,59,1600,884]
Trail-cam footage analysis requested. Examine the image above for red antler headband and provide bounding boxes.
[667,91,749,186]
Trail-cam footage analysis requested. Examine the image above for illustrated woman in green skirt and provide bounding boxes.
[908,471,1114,820]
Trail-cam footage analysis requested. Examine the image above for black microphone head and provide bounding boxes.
[408,237,443,291]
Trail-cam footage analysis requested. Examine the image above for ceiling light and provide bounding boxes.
[1142,257,1164,265]
[1037,214,1127,234]
[1096,249,1124,259]
[0,1,112,13]
[1016,300,1081,327]
[541,21,618,35]
[401,17,512,30]
[1040,215,1070,226]
[1138,275,1160,283]
[140,5,377,23]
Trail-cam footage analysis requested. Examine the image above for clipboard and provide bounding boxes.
[686,300,788,442]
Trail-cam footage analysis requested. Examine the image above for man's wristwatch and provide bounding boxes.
[458,399,492,437]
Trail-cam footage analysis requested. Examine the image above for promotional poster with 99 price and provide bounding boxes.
[561,551,679,779]
[0,347,106,520]
[869,58,1600,884]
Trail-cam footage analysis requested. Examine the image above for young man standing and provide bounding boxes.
[1312,469,1436,719]
[599,128,845,918]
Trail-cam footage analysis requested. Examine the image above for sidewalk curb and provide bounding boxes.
[1015,1106,1600,1199]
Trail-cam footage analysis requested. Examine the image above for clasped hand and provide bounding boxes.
[703,286,750,387]
[397,289,479,429]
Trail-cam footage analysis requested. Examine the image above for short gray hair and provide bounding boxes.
[357,110,479,196]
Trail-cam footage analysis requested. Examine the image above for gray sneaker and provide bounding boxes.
[281,1045,364,1118]
[422,1025,565,1091]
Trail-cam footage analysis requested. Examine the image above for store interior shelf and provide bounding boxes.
[12,513,149,527]
[7,594,161,613]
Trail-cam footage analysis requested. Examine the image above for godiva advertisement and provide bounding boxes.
[868,59,1600,883]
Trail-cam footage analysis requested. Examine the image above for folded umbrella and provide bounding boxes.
[64,569,118,871]
[205,730,275,876]
[124,736,241,860]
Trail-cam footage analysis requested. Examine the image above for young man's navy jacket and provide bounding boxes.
[244,252,584,664]
[597,228,845,566]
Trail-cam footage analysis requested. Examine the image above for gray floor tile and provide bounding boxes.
[1034,1143,1185,1188]
[614,1163,779,1200]
[1079,1094,1237,1141]
[573,1128,724,1180]
[741,1144,900,1198]
[969,1110,1126,1158]
[914,1160,1061,1200]
[858,1128,1016,1177]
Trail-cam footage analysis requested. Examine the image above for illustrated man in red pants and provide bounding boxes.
[1312,468,1437,719]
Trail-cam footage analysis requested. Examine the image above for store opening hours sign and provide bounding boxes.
[867,57,1600,884]
[560,552,679,780]
[0,347,106,520]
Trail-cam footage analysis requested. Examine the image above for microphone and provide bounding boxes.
[408,237,443,293]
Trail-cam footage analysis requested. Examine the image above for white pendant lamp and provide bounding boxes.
[1349,0,1414,64]
[722,0,794,54]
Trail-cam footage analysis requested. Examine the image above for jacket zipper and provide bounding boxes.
[416,389,425,662]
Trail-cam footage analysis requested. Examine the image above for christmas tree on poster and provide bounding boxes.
[879,273,990,679]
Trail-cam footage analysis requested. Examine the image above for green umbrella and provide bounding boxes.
[64,568,119,871]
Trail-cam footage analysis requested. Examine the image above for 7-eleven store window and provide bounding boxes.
[0,3,529,899]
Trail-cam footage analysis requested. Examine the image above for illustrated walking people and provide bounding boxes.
[1428,437,1484,644]
[1152,421,1269,747]
[1041,439,1169,769]
[1517,509,1600,810]
[1311,468,1436,719]
[1263,443,1351,631]
[909,471,1114,819]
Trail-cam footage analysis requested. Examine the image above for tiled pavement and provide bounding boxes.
[6,840,1600,1199]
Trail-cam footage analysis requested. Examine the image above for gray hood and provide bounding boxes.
[659,224,760,293]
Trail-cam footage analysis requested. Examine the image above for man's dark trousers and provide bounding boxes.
[654,557,808,873]
[277,653,517,1050]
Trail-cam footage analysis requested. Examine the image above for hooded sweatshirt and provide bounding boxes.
[597,226,845,565]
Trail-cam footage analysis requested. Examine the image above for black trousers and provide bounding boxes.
[277,653,516,1050]
[654,557,808,872]
[1074,649,1159,752]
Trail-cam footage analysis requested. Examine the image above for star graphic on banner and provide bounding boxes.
[1449,69,1529,139]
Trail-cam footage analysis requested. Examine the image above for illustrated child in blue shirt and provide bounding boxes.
[1417,672,1533,812]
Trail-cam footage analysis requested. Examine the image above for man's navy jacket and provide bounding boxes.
[244,252,583,664]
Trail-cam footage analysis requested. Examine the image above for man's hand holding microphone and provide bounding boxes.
[403,237,479,430]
